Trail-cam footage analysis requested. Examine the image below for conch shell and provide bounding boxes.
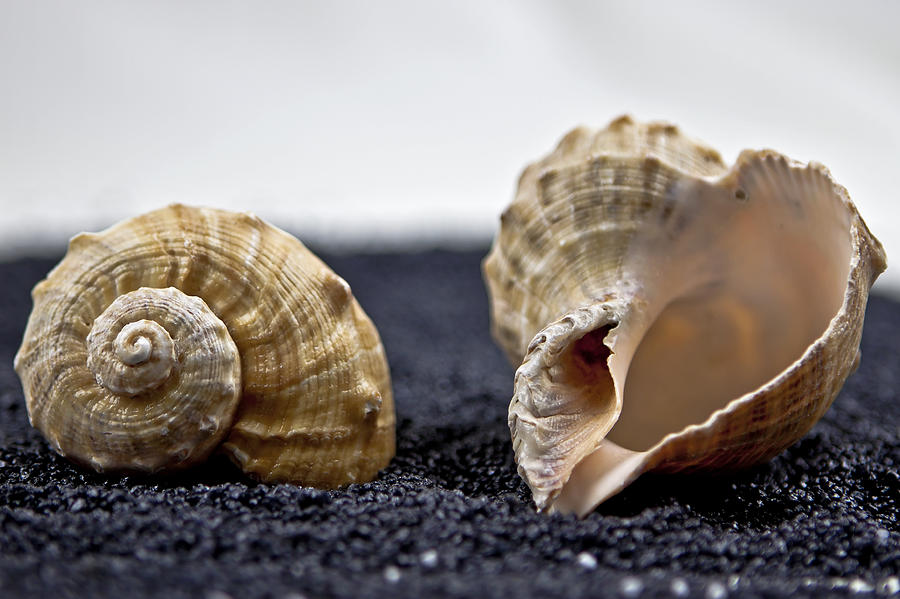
[483,116,886,516]
[14,204,394,487]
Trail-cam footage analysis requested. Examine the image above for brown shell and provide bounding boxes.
[484,116,886,516]
[14,204,395,487]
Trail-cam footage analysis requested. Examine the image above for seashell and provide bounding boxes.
[483,116,886,516]
[14,204,395,487]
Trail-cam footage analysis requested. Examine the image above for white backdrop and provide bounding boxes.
[1,1,897,293]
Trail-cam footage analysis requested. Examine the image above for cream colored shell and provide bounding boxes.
[484,116,886,516]
[14,204,395,487]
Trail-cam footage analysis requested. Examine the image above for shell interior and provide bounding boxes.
[607,151,852,452]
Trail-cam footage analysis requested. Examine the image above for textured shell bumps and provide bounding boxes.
[484,116,886,516]
[14,204,395,487]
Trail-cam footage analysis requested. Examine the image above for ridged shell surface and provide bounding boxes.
[484,116,886,516]
[14,204,395,487]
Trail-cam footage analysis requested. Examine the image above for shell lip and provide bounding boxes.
[507,302,626,512]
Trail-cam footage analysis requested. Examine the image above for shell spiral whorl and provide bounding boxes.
[109,320,172,373]
[86,288,240,398]
[80,287,242,471]
[14,205,395,486]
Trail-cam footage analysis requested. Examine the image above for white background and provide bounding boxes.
[1,1,898,294]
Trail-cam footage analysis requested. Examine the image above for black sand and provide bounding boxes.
[1,250,897,598]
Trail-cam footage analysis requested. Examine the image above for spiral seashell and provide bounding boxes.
[14,204,394,487]
[484,116,886,516]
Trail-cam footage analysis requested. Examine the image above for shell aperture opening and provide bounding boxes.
[535,155,855,514]
[607,155,853,452]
